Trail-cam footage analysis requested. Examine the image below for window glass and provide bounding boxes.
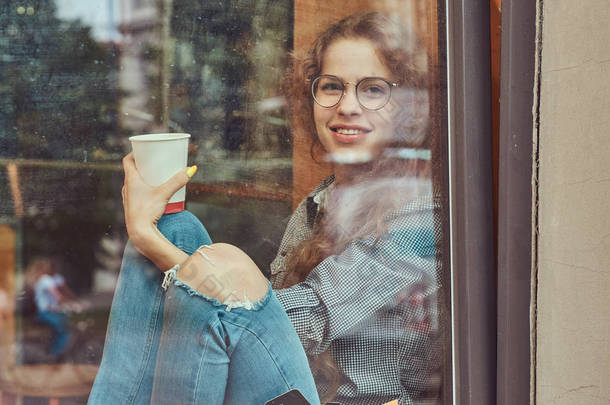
[0,0,450,403]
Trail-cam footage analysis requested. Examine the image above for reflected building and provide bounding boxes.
[116,0,162,134]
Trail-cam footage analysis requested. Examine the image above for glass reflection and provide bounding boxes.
[0,0,447,404]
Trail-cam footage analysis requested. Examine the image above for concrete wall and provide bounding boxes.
[535,0,610,404]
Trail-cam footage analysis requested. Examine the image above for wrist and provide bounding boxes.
[129,223,160,254]
[129,224,189,272]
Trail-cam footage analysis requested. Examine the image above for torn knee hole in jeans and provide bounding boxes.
[196,244,216,265]
[161,265,269,312]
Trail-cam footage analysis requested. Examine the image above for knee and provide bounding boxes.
[177,243,269,304]
[157,210,212,255]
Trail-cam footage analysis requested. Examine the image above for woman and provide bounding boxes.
[90,11,441,405]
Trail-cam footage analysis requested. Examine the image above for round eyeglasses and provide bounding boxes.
[311,75,397,111]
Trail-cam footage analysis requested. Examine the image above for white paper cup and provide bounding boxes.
[129,133,191,214]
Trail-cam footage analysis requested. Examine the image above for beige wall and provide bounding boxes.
[535,0,610,404]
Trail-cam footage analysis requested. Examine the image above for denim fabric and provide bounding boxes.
[89,210,319,405]
[151,276,320,405]
[37,310,70,355]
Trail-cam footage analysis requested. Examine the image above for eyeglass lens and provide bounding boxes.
[312,76,391,110]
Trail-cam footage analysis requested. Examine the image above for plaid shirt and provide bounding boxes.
[271,176,443,405]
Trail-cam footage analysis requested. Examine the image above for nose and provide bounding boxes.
[336,85,362,116]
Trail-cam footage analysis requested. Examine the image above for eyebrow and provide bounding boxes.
[319,74,392,83]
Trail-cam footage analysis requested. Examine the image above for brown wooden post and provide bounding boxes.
[0,225,16,371]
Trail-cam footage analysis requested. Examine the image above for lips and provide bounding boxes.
[329,124,371,143]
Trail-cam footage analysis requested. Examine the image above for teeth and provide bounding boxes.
[335,128,363,135]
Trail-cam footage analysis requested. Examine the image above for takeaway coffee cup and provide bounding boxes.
[129,133,191,214]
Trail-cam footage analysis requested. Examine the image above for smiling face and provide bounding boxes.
[313,38,396,163]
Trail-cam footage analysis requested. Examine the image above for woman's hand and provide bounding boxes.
[121,152,195,259]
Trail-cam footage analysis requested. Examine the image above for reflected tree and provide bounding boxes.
[169,0,292,153]
[0,0,121,160]
[0,0,124,293]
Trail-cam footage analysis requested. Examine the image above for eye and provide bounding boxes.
[320,81,342,92]
[360,84,387,97]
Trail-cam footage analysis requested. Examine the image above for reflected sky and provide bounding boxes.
[54,0,121,42]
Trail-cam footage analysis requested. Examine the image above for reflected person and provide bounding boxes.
[25,258,76,358]
[90,12,440,405]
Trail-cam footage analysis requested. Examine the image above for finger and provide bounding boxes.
[122,152,135,169]
[156,166,194,199]
[122,153,138,181]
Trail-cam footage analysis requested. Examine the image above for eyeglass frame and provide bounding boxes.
[309,74,398,111]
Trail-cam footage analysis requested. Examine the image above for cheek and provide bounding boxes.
[313,105,326,130]
[313,105,331,140]
[370,112,395,140]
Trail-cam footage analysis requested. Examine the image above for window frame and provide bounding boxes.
[446,0,496,403]
[496,0,537,403]
[446,0,537,403]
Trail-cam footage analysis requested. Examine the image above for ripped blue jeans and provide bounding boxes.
[89,211,320,405]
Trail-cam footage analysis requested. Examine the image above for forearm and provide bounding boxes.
[131,224,189,271]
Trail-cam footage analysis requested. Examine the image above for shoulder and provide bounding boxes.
[295,174,336,208]
[292,174,336,227]
[270,175,335,286]
[383,193,442,260]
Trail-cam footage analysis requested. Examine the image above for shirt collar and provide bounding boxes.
[305,175,335,227]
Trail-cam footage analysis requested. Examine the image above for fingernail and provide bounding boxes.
[186,165,197,178]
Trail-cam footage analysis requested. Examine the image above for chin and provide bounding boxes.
[324,141,386,164]
[325,149,374,164]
